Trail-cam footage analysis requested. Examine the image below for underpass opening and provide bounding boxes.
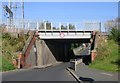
[43,39,91,62]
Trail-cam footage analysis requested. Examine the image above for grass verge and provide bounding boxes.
[89,40,119,72]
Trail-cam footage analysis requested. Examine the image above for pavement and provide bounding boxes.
[2,62,76,81]
[69,46,119,82]
[67,63,119,82]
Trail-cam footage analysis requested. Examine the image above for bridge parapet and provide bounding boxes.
[37,22,101,32]
[2,19,101,32]
[36,22,100,39]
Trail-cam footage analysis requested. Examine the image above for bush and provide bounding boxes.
[15,42,24,51]
[9,37,19,46]
[96,42,110,60]
[2,56,15,71]
[90,40,119,71]
[2,32,29,71]
[108,28,120,43]
[2,33,11,40]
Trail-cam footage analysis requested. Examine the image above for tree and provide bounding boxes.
[69,24,75,30]
[104,18,120,44]
[109,27,120,43]
[104,20,115,33]
[46,21,51,30]
[61,25,67,29]
[39,21,52,30]
[104,18,119,33]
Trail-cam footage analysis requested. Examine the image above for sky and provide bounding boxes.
[23,2,118,22]
[0,2,119,31]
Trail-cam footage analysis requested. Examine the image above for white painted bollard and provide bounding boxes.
[70,59,76,71]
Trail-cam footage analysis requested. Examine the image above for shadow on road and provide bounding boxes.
[79,76,94,83]
[111,59,120,66]
[82,55,91,65]
[111,59,120,71]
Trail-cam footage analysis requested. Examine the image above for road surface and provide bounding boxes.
[2,62,76,81]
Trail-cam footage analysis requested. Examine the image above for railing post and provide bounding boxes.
[51,22,53,35]
[75,24,77,31]
[44,21,46,35]
[67,23,69,34]
[75,24,77,35]
[37,22,39,30]
[28,21,30,30]
[51,22,53,31]
[59,22,61,32]
[44,22,46,31]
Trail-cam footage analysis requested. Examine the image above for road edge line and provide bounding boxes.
[66,67,83,83]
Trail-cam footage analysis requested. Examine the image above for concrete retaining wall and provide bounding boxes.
[36,39,57,67]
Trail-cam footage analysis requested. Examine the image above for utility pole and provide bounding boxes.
[99,22,101,32]
[9,0,12,28]
[3,0,24,31]
[22,0,24,29]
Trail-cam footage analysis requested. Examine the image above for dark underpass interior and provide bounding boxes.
[44,39,91,62]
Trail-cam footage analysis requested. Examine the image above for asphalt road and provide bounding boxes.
[2,62,76,81]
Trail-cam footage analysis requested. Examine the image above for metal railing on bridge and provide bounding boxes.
[1,19,101,32]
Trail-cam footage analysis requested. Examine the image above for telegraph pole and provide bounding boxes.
[99,22,101,32]
[22,0,24,29]
[9,0,12,28]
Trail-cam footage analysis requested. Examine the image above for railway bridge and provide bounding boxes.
[12,21,100,68]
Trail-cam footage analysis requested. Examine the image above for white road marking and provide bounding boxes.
[101,72,113,76]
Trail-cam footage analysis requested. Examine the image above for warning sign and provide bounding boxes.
[60,33,65,38]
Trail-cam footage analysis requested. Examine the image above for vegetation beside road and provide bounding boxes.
[89,24,120,72]
[0,28,29,71]
[89,39,119,72]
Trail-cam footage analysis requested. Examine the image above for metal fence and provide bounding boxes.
[1,19,101,32]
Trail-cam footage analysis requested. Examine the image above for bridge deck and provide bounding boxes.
[38,30,93,39]
[38,30,93,32]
